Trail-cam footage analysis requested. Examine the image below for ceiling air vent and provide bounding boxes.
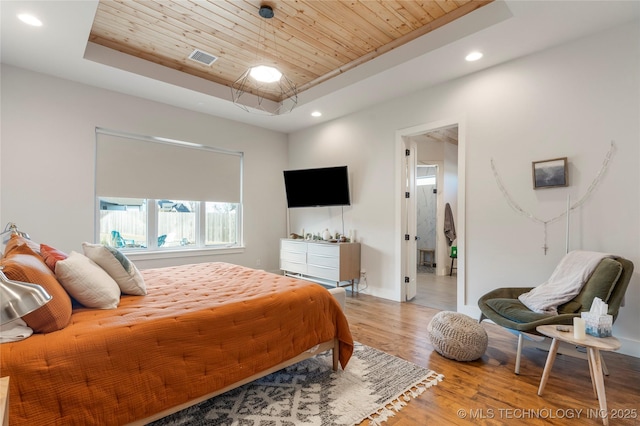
[188,49,218,66]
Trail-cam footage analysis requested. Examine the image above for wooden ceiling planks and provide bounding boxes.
[89,0,493,101]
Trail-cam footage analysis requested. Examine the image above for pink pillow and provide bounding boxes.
[40,243,68,272]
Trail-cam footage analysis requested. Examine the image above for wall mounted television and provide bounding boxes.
[283,166,351,208]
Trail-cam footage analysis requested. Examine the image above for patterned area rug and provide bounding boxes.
[150,342,443,426]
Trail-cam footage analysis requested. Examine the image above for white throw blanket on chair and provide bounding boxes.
[518,250,612,315]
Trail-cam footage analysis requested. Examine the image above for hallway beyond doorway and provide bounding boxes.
[410,269,456,311]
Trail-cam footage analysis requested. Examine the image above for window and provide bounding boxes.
[95,129,243,252]
[416,165,437,186]
[98,198,239,249]
[158,199,197,248]
[205,202,238,245]
[99,198,147,248]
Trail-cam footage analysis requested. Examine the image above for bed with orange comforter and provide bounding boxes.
[0,262,354,425]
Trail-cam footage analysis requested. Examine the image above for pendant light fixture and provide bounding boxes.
[231,4,297,115]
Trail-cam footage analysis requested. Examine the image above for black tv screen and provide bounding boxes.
[283,166,351,208]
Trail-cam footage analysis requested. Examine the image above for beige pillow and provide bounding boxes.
[82,243,147,296]
[55,251,121,309]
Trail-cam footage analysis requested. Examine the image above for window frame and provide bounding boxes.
[96,197,242,253]
[94,128,244,256]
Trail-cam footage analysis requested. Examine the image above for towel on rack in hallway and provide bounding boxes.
[444,203,456,246]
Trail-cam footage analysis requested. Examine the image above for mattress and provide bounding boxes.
[0,262,353,425]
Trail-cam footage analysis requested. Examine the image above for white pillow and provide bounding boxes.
[55,251,121,309]
[82,243,147,296]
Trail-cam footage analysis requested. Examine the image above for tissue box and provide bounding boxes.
[581,312,613,337]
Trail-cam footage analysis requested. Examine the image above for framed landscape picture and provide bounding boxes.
[532,157,568,189]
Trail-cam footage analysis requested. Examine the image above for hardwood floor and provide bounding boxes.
[411,271,456,311]
[344,293,640,425]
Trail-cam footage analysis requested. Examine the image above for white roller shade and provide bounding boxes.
[96,129,242,203]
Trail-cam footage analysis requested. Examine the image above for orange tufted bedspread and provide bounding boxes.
[0,262,354,425]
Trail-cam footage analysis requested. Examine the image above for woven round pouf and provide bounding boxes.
[428,311,488,361]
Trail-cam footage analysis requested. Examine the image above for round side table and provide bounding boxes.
[536,324,620,426]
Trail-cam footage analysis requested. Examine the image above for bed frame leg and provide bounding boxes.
[332,339,339,371]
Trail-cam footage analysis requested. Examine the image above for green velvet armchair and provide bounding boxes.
[478,256,633,374]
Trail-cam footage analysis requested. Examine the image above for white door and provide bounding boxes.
[402,139,417,300]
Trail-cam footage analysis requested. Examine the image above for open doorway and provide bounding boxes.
[397,118,465,311]
[416,164,438,275]
[409,127,458,311]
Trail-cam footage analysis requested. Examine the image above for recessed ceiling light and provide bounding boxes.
[465,51,483,62]
[17,13,42,27]
[311,111,322,117]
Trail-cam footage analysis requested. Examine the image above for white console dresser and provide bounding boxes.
[280,239,361,293]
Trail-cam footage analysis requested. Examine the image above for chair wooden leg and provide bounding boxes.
[515,333,523,375]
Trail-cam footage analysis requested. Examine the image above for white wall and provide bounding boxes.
[0,65,289,272]
[288,22,640,356]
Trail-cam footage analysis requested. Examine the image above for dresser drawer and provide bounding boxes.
[307,264,340,281]
[307,253,339,268]
[280,259,307,275]
[280,250,306,264]
[307,242,339,257]
[281,239,307,253]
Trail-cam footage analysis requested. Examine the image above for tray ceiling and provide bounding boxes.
[89,0,493,103]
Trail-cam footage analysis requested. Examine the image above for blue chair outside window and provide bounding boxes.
[111,231,135,248]
[112,231,167,248]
